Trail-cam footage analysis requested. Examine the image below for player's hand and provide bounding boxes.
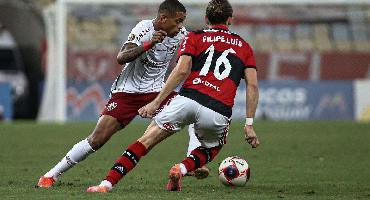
[244,125,260,148]
[138,101,160,118]
[151,30,167,44]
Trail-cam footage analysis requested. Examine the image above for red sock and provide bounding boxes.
[105,141,148,186]
[181,146,221,172]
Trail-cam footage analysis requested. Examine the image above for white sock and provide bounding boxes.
[179,163,188,176]
[44,139,95,178]
[99,180,113,191]
[187,124,201,156]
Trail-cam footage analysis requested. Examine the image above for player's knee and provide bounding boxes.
[87,131,111,150]
[87,136,101,150]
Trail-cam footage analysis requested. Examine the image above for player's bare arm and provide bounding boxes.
[138,55,192,118]
[117,30,167,64]
[244,68,260,148]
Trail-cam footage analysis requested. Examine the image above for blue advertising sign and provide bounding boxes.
[0,83,13,120]
[233,81,354,120]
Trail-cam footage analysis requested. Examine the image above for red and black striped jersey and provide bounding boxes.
[178,25,256,118]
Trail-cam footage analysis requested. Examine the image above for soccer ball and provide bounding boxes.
[218,156,250,187]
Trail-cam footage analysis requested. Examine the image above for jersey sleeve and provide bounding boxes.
[123,21,149,46]
[245,45,256,69]
[178,32,196,57]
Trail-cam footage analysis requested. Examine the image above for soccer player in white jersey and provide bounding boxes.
[37,0,207,188]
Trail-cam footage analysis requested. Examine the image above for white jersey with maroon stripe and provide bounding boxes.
[110,20,187,94]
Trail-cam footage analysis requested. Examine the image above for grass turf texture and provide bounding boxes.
[0,121,369,199]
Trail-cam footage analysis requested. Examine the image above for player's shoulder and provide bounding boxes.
[180,30,205,44]
[184,29,204,39]
[191,29,206,35]
[129,20,154,42]
[226,30,253,50]
[134,20,154,30]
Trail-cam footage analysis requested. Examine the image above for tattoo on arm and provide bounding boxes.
[117,43,146,65]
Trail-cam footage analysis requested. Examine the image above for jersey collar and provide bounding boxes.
[209,25,229,30]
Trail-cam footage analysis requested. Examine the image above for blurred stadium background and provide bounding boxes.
[0,0,369,122]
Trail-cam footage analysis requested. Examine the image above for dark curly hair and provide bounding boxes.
[158,0,186,16]
[206,0,233,25]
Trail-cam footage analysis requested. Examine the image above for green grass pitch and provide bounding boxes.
[0,120,369,199]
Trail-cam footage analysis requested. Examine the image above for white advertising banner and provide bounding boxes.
[354,80,370,122]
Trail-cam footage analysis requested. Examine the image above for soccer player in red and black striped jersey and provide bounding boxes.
[87,0,260,192]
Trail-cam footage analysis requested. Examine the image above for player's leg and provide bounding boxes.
[87,95,192,192]
[167,145,222,191]
[186,124,201,156]
[177,145,222,177]
[37,93,139,188]
[186,124,210,179]
[37,115,122,188]
[167,105,230,191]
[87,115,122,150]
[86,122,173,192]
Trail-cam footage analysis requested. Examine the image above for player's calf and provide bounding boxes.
[181,146,221,173]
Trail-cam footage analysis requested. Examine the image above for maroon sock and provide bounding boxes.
[181,146,222,172]
[105,141,148,186]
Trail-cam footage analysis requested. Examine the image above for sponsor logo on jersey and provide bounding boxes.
[106,102,117,111]
[137,28,150,40]
[193,78,201,84]
[192,77,221,92]
[140,57,165,69]
[127,33,136,41]
[168,45,178,55]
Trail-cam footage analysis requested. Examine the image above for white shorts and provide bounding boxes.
[154,95,231,148]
